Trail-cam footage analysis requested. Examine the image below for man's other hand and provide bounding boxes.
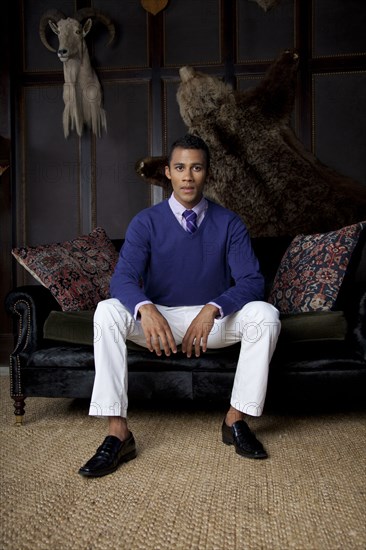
[182,304,219,358]
[139,304,177,356]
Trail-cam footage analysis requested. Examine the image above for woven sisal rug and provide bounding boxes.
[0,376,365,550]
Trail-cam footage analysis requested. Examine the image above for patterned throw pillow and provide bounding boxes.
[268,222,365,314]
[12,227,119,312]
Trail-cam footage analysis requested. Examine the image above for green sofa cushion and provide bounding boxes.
[44,310,95,345]
[44,309,347,348]
[280,310,347,343]
[44,310,148,351]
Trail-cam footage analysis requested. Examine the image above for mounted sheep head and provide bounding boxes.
[39,8,115,138]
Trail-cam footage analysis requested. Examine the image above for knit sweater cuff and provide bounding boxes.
[213,296,238,318]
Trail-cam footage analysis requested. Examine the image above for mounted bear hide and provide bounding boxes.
[136,50,366,237]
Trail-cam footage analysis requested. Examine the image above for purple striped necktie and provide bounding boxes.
[183,209,198,234]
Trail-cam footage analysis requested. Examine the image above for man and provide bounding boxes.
[79,134,280,477]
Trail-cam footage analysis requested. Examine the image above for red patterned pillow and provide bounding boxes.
[268,222,365,314]
[12,227,119,312]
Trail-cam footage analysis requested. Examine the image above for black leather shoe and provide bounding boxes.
[222,420,268,459]
[79,433,137,477]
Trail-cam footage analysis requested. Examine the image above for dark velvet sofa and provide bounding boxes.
[5,235,366,422]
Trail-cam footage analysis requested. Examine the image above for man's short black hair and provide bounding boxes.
[168,134,210,170]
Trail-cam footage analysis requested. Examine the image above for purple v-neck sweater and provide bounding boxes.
[110,199,264,318]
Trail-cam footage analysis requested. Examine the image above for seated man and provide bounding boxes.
[79,134,281,477]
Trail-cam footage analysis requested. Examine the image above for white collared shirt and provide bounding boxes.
[168,193,208,230]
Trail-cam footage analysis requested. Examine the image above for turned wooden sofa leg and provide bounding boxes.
[13,396,25,425]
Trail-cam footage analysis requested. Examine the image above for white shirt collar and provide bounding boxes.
[168,193,208,217]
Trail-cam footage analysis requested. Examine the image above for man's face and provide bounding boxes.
[165,147,207,209]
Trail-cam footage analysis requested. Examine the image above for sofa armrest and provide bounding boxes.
[5,285,61,357]
[354,292,366,360]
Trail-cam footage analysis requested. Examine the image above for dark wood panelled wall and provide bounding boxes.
[1,0,365,360]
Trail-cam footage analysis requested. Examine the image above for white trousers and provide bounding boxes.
[89,299,280,418]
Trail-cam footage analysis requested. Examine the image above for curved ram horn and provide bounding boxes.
[39,9,66,52]
[74,8,116,46]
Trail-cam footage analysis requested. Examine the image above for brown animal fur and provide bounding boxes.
[136,50,366,237]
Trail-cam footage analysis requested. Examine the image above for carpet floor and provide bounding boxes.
[0,376,365,550]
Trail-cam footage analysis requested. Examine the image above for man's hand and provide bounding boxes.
[139,304,177,356]
[182,304,219,358]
